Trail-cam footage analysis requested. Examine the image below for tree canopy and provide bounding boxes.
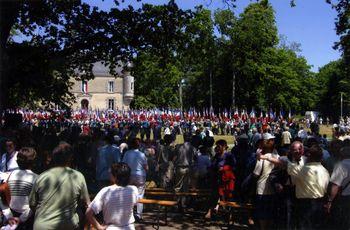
[0,0,349,120]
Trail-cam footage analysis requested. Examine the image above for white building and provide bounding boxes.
[70,62,134,110]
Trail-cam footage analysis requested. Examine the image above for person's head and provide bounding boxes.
[198,145,208,155]
[215,139,228,155]
[51,142,73,167]
[262,133,275,142]
[252,128,257,134]
[104,134,114,145]
[307,145,323,162]
[305,137,319,148]
[128,137,140,149]
[290,141,304,161]
[262,140,274,154]
[183,132,191,142]
[5,139,16,154]
[340,146,350,159]
[255,138,264,149]
[110,162,131,186]
[329,139,343,159]
[17,147,37,170]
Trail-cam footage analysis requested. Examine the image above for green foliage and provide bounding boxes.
[132,1,322,113]
[132,53,183,109]
[0,0,192,108]
[316,59,350,119]
[333,0,350,67]
[1,0,345,119]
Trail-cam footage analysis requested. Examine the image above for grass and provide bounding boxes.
[318,125,333,138]
[173,134,235,146]
[141,124,334,146]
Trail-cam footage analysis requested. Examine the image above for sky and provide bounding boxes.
[85,0,341,72]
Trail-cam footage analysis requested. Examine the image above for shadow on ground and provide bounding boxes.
[136,208,251,230]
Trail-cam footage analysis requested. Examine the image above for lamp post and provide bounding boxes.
[341,92,344,119]
[210,69,213,111]
[179,79,185,118]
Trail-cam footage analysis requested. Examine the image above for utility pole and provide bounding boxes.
[210,69,213,111]
[232,72,236,109]
[341,92,344,119]
[179,79,185,118]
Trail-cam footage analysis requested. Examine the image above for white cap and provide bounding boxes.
[263,133,275,140]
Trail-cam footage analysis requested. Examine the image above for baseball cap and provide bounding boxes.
[263,132,275,140]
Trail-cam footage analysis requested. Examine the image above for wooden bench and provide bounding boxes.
[146,187,211,192]
[138,198,177,230]
[145,190,211,197]
[219,201,254,209]
[219,201,254,227]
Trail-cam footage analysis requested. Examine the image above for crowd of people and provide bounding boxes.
[0,110,348,229]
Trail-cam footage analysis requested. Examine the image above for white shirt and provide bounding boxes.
[281,131,292,145]
[330,159,350,196]
[89,185,138,229]
[298,130,307,139]
[287,161,329,199]
[254,152,279,195]
[0,152,19,172]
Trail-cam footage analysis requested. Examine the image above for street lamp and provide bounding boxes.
[179,79,186,118]
[341,92,344,119]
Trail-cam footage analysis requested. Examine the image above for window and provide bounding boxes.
[81,81,88,93]
[108,99,115,110]
[108,81,114,93]
[131,82,134,91]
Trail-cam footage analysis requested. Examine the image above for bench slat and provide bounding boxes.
[219,201,254,209]
[145,191,210,196]
[138,198,177,206]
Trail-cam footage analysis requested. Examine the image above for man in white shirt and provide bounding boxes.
[326,146,350,230]
[262,144,329,229]
[0,139,19,173]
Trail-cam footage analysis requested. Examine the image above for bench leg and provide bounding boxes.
[165,206,168,225]
[156,205,160,230]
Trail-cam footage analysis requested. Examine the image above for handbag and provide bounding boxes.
[0,172,13,207]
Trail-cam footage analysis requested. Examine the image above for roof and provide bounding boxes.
[75,61,128,77]
[92,61,124,77]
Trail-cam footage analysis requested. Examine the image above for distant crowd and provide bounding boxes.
[0,110,350,229]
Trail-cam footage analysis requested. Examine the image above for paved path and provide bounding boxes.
[135,210,250,230]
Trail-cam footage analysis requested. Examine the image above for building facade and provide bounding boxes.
[70,62,134,110]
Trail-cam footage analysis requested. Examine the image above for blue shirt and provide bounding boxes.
[122,149,147,177]
[96,144,121,181]
[194,155,211,175]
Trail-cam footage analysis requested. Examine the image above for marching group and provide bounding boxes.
[0,112,349,229]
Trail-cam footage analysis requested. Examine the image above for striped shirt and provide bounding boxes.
[8,169,37,221]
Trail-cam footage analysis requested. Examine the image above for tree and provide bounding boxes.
[181,6,216,109]
[231,0,279,109]
[131,53,183,108]
[0,0,192,109]
[316,59,350,119]
[258,47,317,112]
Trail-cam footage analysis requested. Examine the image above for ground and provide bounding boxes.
[135,209,249,230]
[171,124,333,146]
